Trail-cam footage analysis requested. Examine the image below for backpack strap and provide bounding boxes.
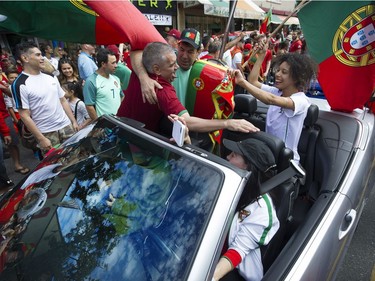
[74,100,82,120]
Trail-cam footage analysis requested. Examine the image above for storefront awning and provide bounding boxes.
[201,0,265,20]
[271,14,300,25]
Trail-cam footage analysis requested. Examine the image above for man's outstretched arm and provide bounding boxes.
[130,50,162,104]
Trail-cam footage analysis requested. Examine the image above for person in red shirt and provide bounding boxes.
[242,43,252,63]
[245,34,272,82]
[241,43,252,75]
[262,46,273,81]
[289,31,303,54]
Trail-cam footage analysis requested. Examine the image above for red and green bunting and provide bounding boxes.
[0,1,164,50]
[298,1,375,112]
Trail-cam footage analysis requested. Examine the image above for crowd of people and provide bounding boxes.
[0,25,315,280]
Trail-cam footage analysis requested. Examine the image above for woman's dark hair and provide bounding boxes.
[272,53,317,92]
[63,81,83,101]
[235,160,276,212]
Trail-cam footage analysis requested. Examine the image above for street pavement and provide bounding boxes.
[1,145,40,196]
[1,145,375,280]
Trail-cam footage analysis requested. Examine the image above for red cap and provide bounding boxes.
[106,45,120,61]
[167,29,181,40]
[244,43,252,50]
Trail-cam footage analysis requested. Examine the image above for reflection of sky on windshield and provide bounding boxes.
[106,161,129,197]
[55,151,222,280]
[57,209,84,242]
[57,178,85,241]
[90,237,150,281]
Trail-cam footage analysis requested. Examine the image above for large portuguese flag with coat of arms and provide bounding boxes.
[298,1,375,112]
[0,0,164,50]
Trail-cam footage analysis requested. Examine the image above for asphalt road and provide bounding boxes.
[2,144,40,194]
[2,145,375,280]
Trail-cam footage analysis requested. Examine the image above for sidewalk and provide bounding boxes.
[1,145,41,195]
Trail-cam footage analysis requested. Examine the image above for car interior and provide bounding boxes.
[219,93,360,276]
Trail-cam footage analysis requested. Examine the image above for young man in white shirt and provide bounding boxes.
[12,42,78,154]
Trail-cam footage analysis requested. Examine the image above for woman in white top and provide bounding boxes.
[231,40,316,162]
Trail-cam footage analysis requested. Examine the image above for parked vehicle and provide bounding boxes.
[0,95,374,280]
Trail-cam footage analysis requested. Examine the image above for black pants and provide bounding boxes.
[0,138,11,188]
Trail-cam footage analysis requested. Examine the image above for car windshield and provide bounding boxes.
[1,118,224,281]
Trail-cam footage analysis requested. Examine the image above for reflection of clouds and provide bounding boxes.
[108,161,130,197]
[147,158,221,280]
[56,152,222,280]
[57,208,84,241]
[58,178,88,241]
[172,157,221,204]
[102,161,110,172]
[105,161,173,235]
[85,177,112,207]
[91,236,148,281]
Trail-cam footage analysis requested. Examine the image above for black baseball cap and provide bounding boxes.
[180,28,202,50]
[223,138,276,173]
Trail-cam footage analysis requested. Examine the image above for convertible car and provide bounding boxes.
[0,94,374,281]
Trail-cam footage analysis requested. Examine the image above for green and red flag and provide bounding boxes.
[298,1,375,112]
[0,0,164,50]
[260,8,272,34]
[186,60,234,149]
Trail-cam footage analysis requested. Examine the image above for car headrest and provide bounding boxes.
[304,104,319,127]
[234,94,257,115]
[247,131,293,171]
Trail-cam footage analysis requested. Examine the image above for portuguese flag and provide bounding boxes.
[260,9,272,34]
[298,1,375,112]
[186,60,234,148]
[0,1,164,50]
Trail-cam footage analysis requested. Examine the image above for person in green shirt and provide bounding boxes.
[83,48,124,120]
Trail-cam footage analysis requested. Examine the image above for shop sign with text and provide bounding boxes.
[144,13,172,25]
